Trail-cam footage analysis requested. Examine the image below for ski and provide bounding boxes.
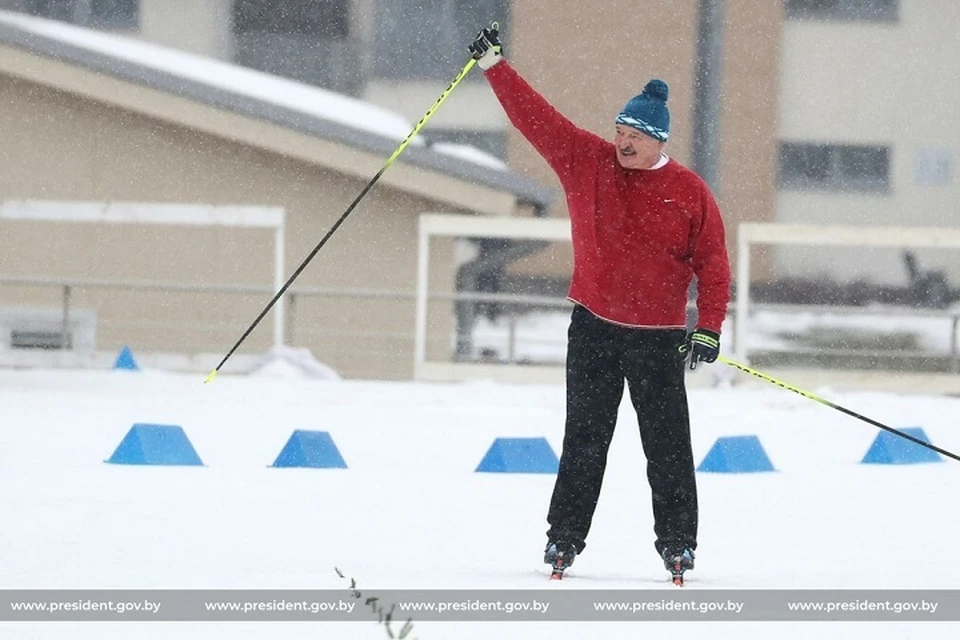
[670,562,685,586]
[549,556,568,580]
[549,569,564,581]
[662,548,693,586]
[544,543,575,581]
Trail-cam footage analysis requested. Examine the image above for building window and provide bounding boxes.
[232,0,357,94]
[26,0,138,29]
[915,148,954,186]
[89,0,138,29]
[779,142,891,192]
[375,0,509,80]
[26,0,74,22]
[233,0,349,38]
[784,0,898,22]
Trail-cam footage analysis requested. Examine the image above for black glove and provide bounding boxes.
[681,329,721,370]
[468,24,503,69]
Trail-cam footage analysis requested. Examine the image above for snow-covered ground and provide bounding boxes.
[1,365,959,638]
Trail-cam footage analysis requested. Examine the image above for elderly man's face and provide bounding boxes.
[615,125,665,170]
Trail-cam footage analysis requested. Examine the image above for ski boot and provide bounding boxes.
[661,547,695,586]
[544,542,577,580]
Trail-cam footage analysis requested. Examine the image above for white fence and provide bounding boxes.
[0,200,287,348]
[734,222,960,364]
[4,214,960,380]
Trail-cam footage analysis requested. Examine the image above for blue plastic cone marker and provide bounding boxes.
[271,430,347,468]
[114,345,139,371]
[861,427,941,465]
[476,437,559,474]
[697,435,776,473]
[105,424,203,466]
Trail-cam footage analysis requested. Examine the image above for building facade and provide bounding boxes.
[2,1,958,380]
[3,2,957,287]
[0,11,551,380]
[777,0,960,285]
[0,0,787,284]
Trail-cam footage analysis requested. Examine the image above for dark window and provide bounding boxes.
[232,0,356,94]
[234,0,349,37]
[375,0,509,80]
[26,0,138,29]
[26,0,75,21]
[785,0,899,22]
[89,0,138,29]
[779,142,890,192]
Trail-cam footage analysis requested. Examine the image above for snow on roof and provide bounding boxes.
[428,142,508,171]
[0,9,507,171]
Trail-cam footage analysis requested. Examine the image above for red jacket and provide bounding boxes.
[485,61,731,333]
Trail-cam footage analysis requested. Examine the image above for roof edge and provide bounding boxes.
[0,19,555,210]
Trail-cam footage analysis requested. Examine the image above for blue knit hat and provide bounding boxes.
[616,79,670,142]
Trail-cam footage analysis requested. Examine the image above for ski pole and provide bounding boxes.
[204,56,479,384]
[718,355,960,463]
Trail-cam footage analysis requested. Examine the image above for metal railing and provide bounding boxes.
[2,276,959,374]
[734,302,960,374]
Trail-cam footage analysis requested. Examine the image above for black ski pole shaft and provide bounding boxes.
[204,56,479,384]
[718,355,960,463]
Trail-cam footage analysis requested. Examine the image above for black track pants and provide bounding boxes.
[546,305,698,556]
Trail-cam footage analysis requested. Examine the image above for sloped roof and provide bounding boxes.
[0,11,554,210]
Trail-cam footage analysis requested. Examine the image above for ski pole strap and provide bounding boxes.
[690,332,720,350]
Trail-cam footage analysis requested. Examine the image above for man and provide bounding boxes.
[469,26,732,582]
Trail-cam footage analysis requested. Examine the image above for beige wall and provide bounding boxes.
[719,0,782,282]
[776,0,960,284]
[0,74,471,380]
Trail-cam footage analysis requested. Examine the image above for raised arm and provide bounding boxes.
[469,25,602,181]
